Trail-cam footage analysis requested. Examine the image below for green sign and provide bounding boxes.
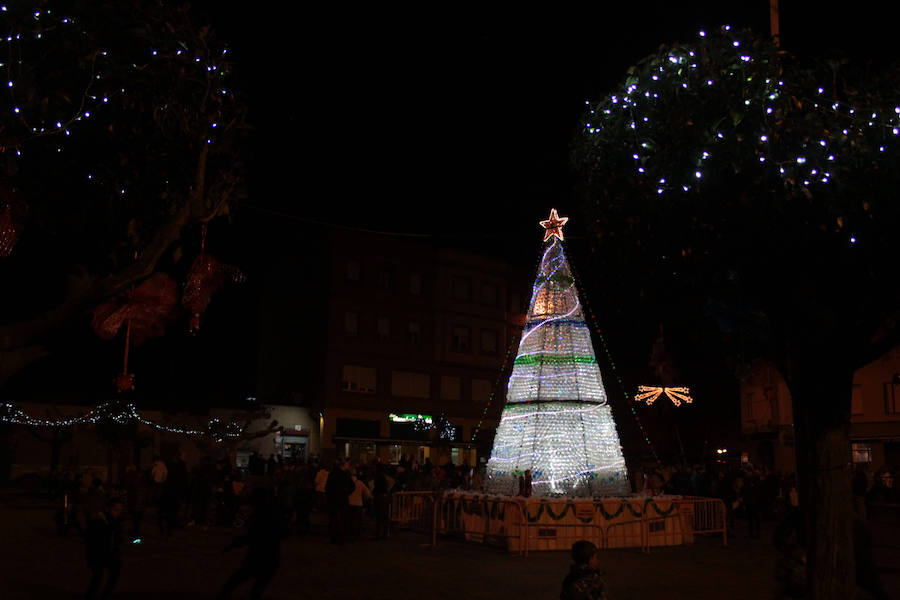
[389,413,433,423]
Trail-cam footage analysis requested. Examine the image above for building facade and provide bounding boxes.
[314,229,529,466]
[740,347,900,473]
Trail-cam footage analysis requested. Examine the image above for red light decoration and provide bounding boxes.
[539,208,568,242]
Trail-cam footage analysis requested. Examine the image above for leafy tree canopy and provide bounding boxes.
[0,0,249,381]
[572,26,900,376]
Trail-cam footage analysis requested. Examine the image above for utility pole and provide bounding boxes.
[770,0,781,47]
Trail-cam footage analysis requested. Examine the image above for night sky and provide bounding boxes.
[234,1,895,242]
[5,2,898,445]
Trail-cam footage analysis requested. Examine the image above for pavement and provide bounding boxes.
[0,499,896,599]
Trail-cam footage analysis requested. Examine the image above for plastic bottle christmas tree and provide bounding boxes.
[485,209,630,497]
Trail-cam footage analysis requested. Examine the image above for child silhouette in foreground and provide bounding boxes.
[560,540,608,600]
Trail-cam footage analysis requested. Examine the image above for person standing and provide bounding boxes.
[218,489,284,600]
[519,469,533,498]
[742,469,762,539]
[294,463,314,537]
[372,464,392,540]
[852,465,869,522]
[123,464,146,541]
[85,498,125,600]
[167,453,189,526]
[84,478,107,524]
[314,462,329,512]
[325,461,354,544]
[348,470,372,541]
[150,455,168,504]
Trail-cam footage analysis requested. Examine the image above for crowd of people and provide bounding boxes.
[47,451,490,598]
[40,453,897,599]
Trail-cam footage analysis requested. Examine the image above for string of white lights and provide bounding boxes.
[582,24,900,195]
[0,401,244,442]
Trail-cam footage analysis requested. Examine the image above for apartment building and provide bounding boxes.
[306,229,529,465]
[740,347,900,473]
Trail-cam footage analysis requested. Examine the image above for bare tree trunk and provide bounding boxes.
[790,352,855,599]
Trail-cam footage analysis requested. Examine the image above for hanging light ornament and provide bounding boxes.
[182,225,245,333]
[0,187,27,258]
[92,271,180,391]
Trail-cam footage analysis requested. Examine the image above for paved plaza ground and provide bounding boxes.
[0,496,897,599]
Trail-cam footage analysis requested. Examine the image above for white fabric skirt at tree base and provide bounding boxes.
[484,402,630,497]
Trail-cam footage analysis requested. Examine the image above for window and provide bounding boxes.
[344,312,358,336]
[378,268,392,290]
[389,445,402,464]
[852,443,872,464]
[408,321,421,345]
[346,259,360,281]
[480,329,498,354]
[451,326,470,352]
[884,382,900,414]
[391,371,431,399]
[481,282,497,306]
[409,273,422,295]
[472,378,492,403]
[743,393,754,423]
[376,316,391,342]
[441,375,461,401]
[341,365,376,393]
[452,277,471,301]
[851,384,864,415]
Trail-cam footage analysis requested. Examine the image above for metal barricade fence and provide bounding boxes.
[391,492,726,554]
[391,491,437,544]
[438,493,527,553]
[676,496,727,547]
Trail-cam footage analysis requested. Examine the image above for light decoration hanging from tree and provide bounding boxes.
[484,210,629,497]
[0,188,26,257]
[182,226,246,334]
[575,25,900,201]
[0,400,245,443]
[635,385,693,407]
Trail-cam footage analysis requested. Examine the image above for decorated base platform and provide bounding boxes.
[435,491,722,554]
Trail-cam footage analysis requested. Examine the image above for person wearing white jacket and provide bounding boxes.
[347,472,372,541]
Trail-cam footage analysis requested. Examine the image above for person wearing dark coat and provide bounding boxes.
[741,470,762,538]
[218,488,284,600]
[85,498,124,600]
[373,464,392,540]
[167,454,189,520]
[325,460,354,544]
[294,463,314,537]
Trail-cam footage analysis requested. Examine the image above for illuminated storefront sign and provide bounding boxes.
[389,413,433,424]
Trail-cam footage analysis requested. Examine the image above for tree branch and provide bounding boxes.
[0,145,212,355]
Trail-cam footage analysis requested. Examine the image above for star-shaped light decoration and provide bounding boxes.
[635,385,693,407]
[539,208,569,242]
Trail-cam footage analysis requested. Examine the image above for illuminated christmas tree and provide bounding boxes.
[485,209,629,497]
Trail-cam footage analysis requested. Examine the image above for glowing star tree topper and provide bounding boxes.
[540,208,569,242]
[484,210,630,497]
